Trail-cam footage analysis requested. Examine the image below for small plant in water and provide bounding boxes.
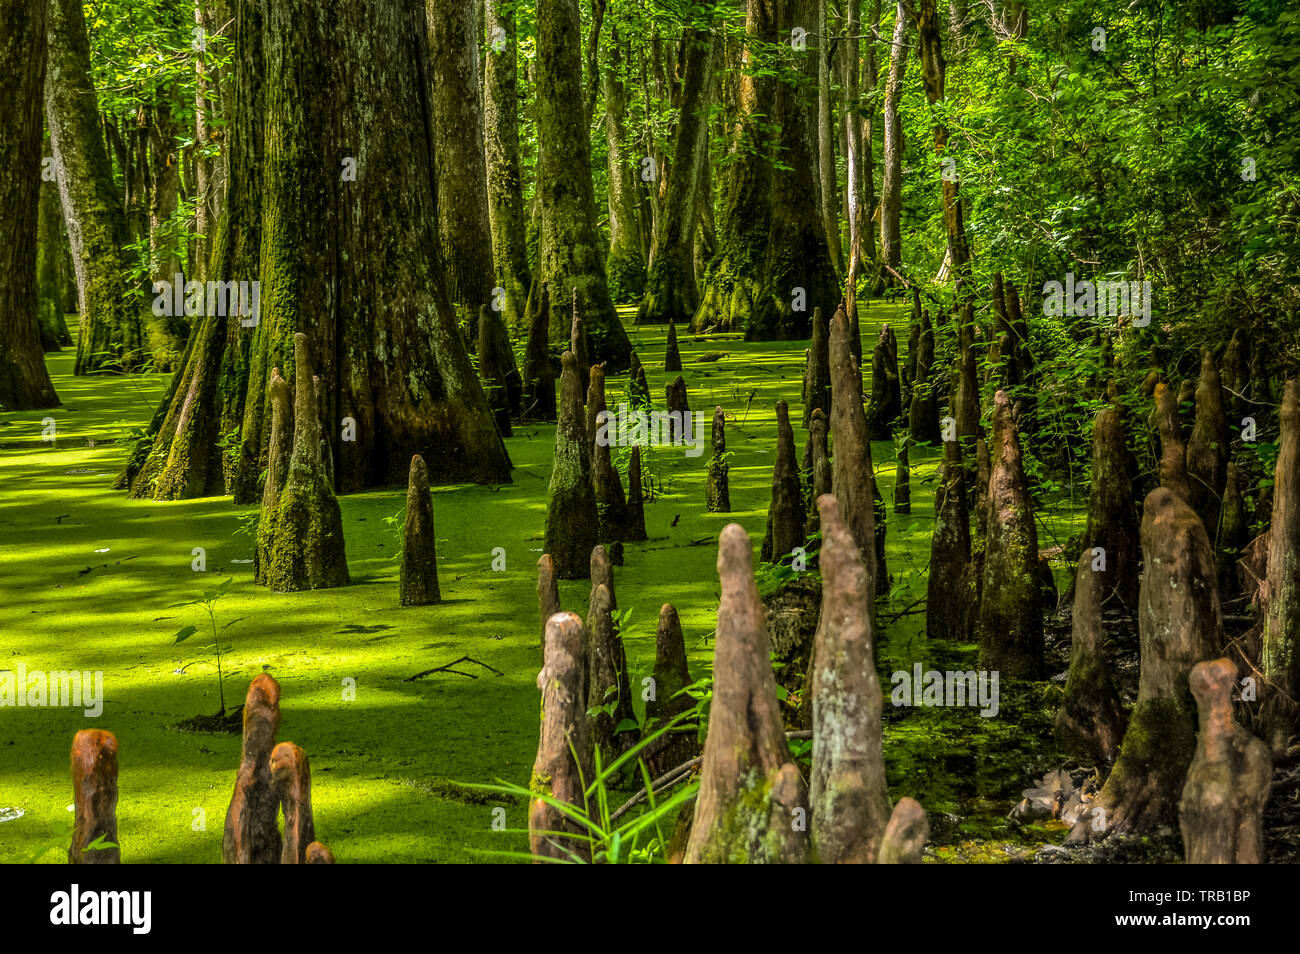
[168,578,247,717]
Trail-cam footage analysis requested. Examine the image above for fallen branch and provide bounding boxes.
[403,656,504,681]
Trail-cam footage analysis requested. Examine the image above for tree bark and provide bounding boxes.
[235,0,512,501]
[483,0,532,333]
[636,25,714,325]
[527,0,632,369]
[602,28,646,301]
[879,1,908,276]
[817,0,842,276]
[429,0,496,337]
[45,0,184,374]
[0,0,59,410]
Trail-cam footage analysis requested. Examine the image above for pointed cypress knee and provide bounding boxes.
[262,334,350,591]
[1263,380,1300,757]
[223,674,282,864]
[684,524,810,864]
[866,324,902,441]
[544,351,599,579]
[587,545,636,754]
[254,366,292,585]
[625,445,649,540]
[809,495,891,864]
[69,730,119,864]
[829,306,877,574]
[628,352,651,407]
[761,400,806,564]
[664,320,683,372]
[1082,401,1140,614]
[908,310,940,445]
[706,406,731,513]
[537,554,561,648]
[1186,348,1230,535]
[270,742,315,864]
[305,842,336,863]
[1218,461,1248,602]
[1056,552,1128,763]
[665,375,690,445]
[894,441,911,515]
[586,583,622,755]
[645,603,699,774]
[877,798,929,864]
[1067,488,1221,844]
[1154,382,1191,501]
[400,455,440,605]
[804,408,831,531]
[928,441,973,641]
[530,611,592,862]
[1179,658,1271,864]
[802,306,831,428]
[588,366,627,542]
[977,391,1044,679]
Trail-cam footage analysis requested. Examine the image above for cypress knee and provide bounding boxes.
[537,554,561,647]
[761,400,806,564]
[645,603,699,774]
[1082,401,1140,614]
[530,611,592,862]
[400,454,440,605]
[625,445,648,540]
[809,495,891,864]
[1067,488,1221,843]
[1186,349,1229,536]
[877,798,929,864]
[1056,552,1127,763]
[570,290,590,398]
[866,324,902,441]
[706,406,731,512]
[665,375,690,445]
[543,351,599,578]
[270,742,315,864]
[223,674,282,864]
[588,365,627,542]
[928,440,973,641]
[802,306,831,428]
[254,366,292,585]
[1154,382,1191,501]
[69,729,119,864]
[1179,658,1271,864]
[684,524,810,864]
[977,391,1043,679]
[664,319,683,372]
[829,306,877,574]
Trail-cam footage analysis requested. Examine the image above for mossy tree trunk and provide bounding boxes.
[0,0,59,411]
[235,0,512,502]
[428,0,496,339]
[602,28,646,302]
[120,0,265,501]
[527,0,631,369]
[878,0,908,277]
[483,0,532,334]
[636,25,714,325]
[1262,380,1300,757]
[35,135,74,352]
[46,0,184,374]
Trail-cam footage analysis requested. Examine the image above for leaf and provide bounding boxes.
[86,833,118,851]
[614,718,639,735]
[220,616,249,633]
[172,625,199,644]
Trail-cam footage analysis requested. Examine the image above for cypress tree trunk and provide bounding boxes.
[483,0,532,333]
[747,0,839,341]
[528,0,631,369]
[45,0,184,374]
[691,0,777,336]
[122,0,265,501]
[816,0,842,277]
[234,0,511,500]
[879,1,908,276]
[36,135,74,352]
[602,29,646,302]
[193,1,232,284]
[428,0,496,337]
[636,25,714,325]
[0,0,59,411]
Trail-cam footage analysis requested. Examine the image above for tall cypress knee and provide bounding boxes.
[761,400,806,563]
[400,454,440,605]
[544,351,599,578]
